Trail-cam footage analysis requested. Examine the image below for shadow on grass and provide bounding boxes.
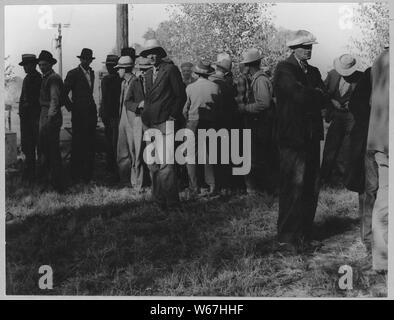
[312,215,359,241]
[6,192,250,295]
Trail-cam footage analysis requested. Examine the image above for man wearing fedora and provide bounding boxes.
[238,48,276,195]
[64,48,97,183]
[273,30,329,252]
[209,53,243,194]
[183,60,221,197]
[36,50,65,192]
[120,56,153,191]
[140,39,186,209]
[114,55,137,185]
[100,54,122,175]
[18,53,42,182]
[320,54,363,185]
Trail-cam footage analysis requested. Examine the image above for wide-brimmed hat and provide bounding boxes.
[114,56,134,69]
[192,60,215,76]
[77,48,95,60]
[135,57,153,70]
[121,47,137,61]
[139,39,167,58]
[287,30,318,48]
[19,54,37,66]
[334,54,360,77]
[102,54,119,65]
[240,48,263,65]
[37,50,57,65]
[213,52,232,72]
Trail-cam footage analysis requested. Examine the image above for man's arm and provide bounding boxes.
[63,70,74,111]
[168,65,187,121]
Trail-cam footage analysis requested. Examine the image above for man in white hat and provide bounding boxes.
[237,48,276,195]
[18,53,42,182]
[139,39,187,209]
[320,54,363,185]
[273,30,329,253]
[113,55,137,185]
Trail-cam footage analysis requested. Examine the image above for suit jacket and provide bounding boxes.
[367,48,389,153]
[124,75,145,115]
[19,69,42,118]
[345,68,372,193]
[141,61,186,127]
[100,72,121,120]
[273,53,328,149]
[64,65,96,116]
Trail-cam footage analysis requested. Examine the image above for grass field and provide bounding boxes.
[5,157,386,297]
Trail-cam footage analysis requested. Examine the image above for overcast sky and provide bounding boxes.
[5,3,362,79]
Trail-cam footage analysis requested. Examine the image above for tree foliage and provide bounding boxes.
[351,2,389,64]
[151,3,291,75]
[5,55,15,88]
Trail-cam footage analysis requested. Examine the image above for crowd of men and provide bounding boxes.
[17,29,388,272]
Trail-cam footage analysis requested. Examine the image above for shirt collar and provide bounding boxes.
[42,69,54,78]
[79,64,91,73]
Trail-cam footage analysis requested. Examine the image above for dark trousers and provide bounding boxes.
[38,109,63,190]
[185,119,216,192]
[321,111,354,184]
[20,113,40,178]
[103,116,119,171]
[278,140,321,244]
[358,150,378,253]
[71,111,97,182]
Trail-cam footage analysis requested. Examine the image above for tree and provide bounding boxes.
[4,55,15,88]
[351,2,389,64]
[151,3,289,76]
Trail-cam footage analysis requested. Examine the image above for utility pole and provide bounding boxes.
[116,4,128,55]
[51,23,70,78]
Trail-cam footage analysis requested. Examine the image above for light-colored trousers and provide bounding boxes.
[117,107,146,190]
[372,151,388,271]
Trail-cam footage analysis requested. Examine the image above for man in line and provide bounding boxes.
[238,48,276,195]
[320,54,363,185]
[273,30,329,252]
[37,50,65,192]
[121,56,153,191]
[100,54,121,176]
[64,48,97,183]
[114,55,137,185]
[140,39,187,210]
[183,60,220,197]
[18,53,42,182]
[367,47,389,272]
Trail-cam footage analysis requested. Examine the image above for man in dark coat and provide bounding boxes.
[64,48,97,183]
[100,54,121,174]
[320,54,363,185]
[18,54,42,181]
[345,67,376,254]
[140,39,187,209]
[37,50,65,192]
[273,30,329,252]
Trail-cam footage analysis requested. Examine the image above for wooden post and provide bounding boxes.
[116,4,129,55]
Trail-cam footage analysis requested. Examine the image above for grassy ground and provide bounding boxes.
[5,157,386,297]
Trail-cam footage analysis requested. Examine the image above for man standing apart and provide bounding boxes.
[114,55,136,185]
[18,54,42,182]
[64,48,97,183]
[100,54,121,176]
[140,39,186,209]
[273,30,328,252]
[367,47,389,272]
[238,48,275,195]
[37,50,65,192]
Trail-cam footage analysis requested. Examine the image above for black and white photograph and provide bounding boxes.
[2,1,390,299]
